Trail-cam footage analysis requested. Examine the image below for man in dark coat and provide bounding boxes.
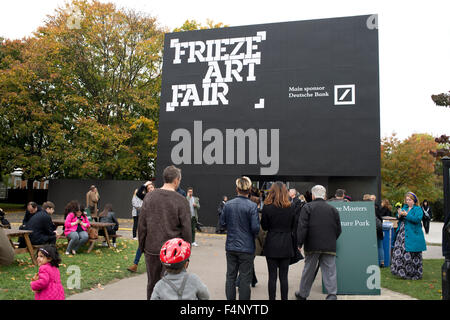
[21,202,40,229]
[216,196,228,234]
[296,185,341,300]
[24,201,57,245]
[18,202,42,247]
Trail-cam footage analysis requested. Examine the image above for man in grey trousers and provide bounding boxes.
[295,185,341,300]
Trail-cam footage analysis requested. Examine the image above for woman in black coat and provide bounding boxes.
[421,200,432,234]
[261,181,296,300]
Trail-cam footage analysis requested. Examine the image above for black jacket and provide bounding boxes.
[137,184,147,201]
[261,204,295,258]
[421,205,432,221]
[24,211,56,245]
[380,206,392,217]
[21,205,43,228]
[375,203,384,240]
[297,199,341,253]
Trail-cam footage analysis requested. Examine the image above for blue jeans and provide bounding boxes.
[67,231,89,252]
[134,247,142,265]
[377,239,385,265]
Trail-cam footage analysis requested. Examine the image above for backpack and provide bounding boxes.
[162,273,190,300]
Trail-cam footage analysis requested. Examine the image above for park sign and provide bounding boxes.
[156,15,380,226]
[327,201,381,295]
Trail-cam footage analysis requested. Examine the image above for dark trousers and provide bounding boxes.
[132,216,139,238]
[191,216,197,243]
[423,219,430,234]
[266,257,290,300]
[144,253,165,300]
[98,227,117,243]
[225,251,254,300]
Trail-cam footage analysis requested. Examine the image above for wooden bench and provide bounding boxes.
[58,233,122,253]
[11,243,46,254]
[87,234,122,253]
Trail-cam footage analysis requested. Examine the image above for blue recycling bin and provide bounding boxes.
[382,221,394,267]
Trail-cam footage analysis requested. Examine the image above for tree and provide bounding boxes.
[431,91,450,107]
[0,2,228,183]
[0,0,165,181]
[381,133,440,204]
[173,19,228,32]
[0,36,67,186]
[429,134,450,159]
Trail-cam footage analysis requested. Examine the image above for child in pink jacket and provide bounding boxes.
[30,246,65,300]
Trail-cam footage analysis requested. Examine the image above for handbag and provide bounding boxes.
[88,227,98,239]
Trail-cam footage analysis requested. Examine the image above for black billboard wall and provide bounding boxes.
[156,15,380,226]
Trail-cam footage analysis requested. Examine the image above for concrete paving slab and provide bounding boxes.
[67,233,415,300]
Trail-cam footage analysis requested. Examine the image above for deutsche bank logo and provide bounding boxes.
[334,84,355,105]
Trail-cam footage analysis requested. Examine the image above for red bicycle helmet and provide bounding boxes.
[160,238,191,268]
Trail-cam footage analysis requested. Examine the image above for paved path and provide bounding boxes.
[67,232,427,300]
[5,212,444,300]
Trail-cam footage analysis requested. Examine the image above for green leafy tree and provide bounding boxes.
[0,0,165,180]
[1,2,227,182]
[173,19,228,32]
[0,36,67,187]
[381,133,441,204]
[431,91,450,107]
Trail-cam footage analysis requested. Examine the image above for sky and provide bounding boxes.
[1,0,449,140]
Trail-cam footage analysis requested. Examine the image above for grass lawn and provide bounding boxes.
[0,238,146,300]
[381,259,444,300]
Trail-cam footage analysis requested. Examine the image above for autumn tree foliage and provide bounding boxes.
[173,19,228,32]
[381,133,440,204]
[0,0,165,181]
[429,134,450,159]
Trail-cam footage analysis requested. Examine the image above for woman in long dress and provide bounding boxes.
[390,192,427,280]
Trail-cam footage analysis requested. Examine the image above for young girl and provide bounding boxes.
[30,245,65,300]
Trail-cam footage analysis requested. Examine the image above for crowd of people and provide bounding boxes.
[0,165,433,300]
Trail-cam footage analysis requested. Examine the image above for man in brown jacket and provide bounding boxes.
[138,165,192,299]
[86,185,100,221]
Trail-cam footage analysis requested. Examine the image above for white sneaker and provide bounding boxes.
[192,242,198,247]
[102,242,108,247]
[65,251,70,255]
[132,237,137,240]
[113,243,117,248]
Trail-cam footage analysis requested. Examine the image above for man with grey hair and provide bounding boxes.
[289,188,300,206]
[295,185,341,300]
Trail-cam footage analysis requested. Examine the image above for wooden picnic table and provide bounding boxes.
[90,222,116,250]
[52,219,116,252]
[5,229,37,265]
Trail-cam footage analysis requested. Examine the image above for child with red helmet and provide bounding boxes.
[150,238,210,300]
